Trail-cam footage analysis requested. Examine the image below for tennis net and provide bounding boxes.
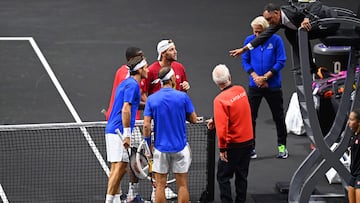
[0,119,211,203]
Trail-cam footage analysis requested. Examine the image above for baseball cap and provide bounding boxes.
[157,39,174,61]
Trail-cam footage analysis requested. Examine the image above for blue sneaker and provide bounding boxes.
[129,195,144,203]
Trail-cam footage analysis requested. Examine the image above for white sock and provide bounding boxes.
[105,194,114,203]
[113,194,121,203]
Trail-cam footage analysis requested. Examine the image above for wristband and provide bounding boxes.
[123,127,131,138]
[263,76,268,81]
[144,136,151,146]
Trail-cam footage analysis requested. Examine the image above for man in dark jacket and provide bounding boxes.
[230,1,338,73]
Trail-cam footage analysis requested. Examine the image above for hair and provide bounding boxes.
[352,109,360,121]
[264,3,280,13]
[251,16,269,29]
[127,55,145,75]
[158,66,172,85]
[125,47,143,61]
[212,64,230,85]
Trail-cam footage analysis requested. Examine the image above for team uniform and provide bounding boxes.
[349,134,360,188]
[141,61,188,95]
[213,85,254,203]
[106,65,142,148]
[144,87,195,173]
[106,65,129,120]
[242,34,288,151]
[105,77,141,162]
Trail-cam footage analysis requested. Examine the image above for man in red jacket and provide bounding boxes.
[208,64,254,203]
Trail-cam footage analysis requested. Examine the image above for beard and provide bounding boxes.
[165,54,177,62]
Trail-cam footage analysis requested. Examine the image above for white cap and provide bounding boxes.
[157,39,174,61]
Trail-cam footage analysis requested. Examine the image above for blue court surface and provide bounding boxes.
[0,0,358,202]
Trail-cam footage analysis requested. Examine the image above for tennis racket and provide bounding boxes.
[115,128,151,179]
[135,136,176,184]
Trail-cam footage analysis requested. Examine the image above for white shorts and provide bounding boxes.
[152,143,192,174]
[105,133,129,163]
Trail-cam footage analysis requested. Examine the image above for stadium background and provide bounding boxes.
[0,0,358,202]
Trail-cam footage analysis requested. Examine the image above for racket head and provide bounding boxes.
[136,140,152,180]
[135,140,176,184]
[129,148,149,179]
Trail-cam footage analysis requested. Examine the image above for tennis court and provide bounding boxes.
[0,0,357,202]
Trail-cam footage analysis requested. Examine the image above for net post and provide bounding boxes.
[204,127,216,202]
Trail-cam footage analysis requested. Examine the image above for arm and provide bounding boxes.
[186,112,197,124]
[143,116,152,138]
[260,37,286,87]
[121,102,131,148]
[230,25,281,57]
[213,99,229,152]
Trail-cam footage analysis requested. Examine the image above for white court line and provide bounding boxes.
[0,37,110,177]
[0,184,9,203]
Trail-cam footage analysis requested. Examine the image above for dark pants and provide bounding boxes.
[217,145,252,203]
[248,87,287,147]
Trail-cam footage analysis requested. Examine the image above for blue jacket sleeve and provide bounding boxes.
[242,36,254,74]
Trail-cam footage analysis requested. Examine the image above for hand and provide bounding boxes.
[206,119,215,130]
[180,81,190,91]
[220,151,228,162]
[301,18,312,31]
[229,48,244,57]
[123,137,130,149]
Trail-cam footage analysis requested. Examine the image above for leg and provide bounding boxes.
[248,87,264,145]
[348,186,355,203]
[264,89,287,146]
[154,172,167,203]
[217,153,235,203]
[107,162,128,195]
[174,173,189,203]
[355,188,360,203]
[233,146,251,203]
[127,148,140,201]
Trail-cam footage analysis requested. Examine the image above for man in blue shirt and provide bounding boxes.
[143,66,197,203]
[105,55,148,203]
[241,16,288,159]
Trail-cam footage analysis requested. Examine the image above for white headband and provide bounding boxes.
[160,68,174,81]
[132,59,147,72]
[157,40,175,60]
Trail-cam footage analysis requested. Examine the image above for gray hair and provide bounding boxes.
[251,16,269,29]
[212,64,230,85]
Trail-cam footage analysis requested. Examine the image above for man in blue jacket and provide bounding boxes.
[241,16,288,159]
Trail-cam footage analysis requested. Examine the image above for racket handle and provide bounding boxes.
[115,128,124,140]
[149,160,153,173]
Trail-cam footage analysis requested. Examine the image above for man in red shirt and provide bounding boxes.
[208,64,254,203]
[141,39,190,201]
[105,47,144,120]
[141,39,190,97]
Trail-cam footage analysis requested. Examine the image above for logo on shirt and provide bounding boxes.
[230,92,246,103]
[267,43,274,50]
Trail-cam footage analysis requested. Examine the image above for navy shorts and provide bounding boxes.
[349,175,360,188]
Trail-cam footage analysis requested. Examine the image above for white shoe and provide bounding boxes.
[127,191,135,202]
[165,187,177,200]
[127,183,135,202]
